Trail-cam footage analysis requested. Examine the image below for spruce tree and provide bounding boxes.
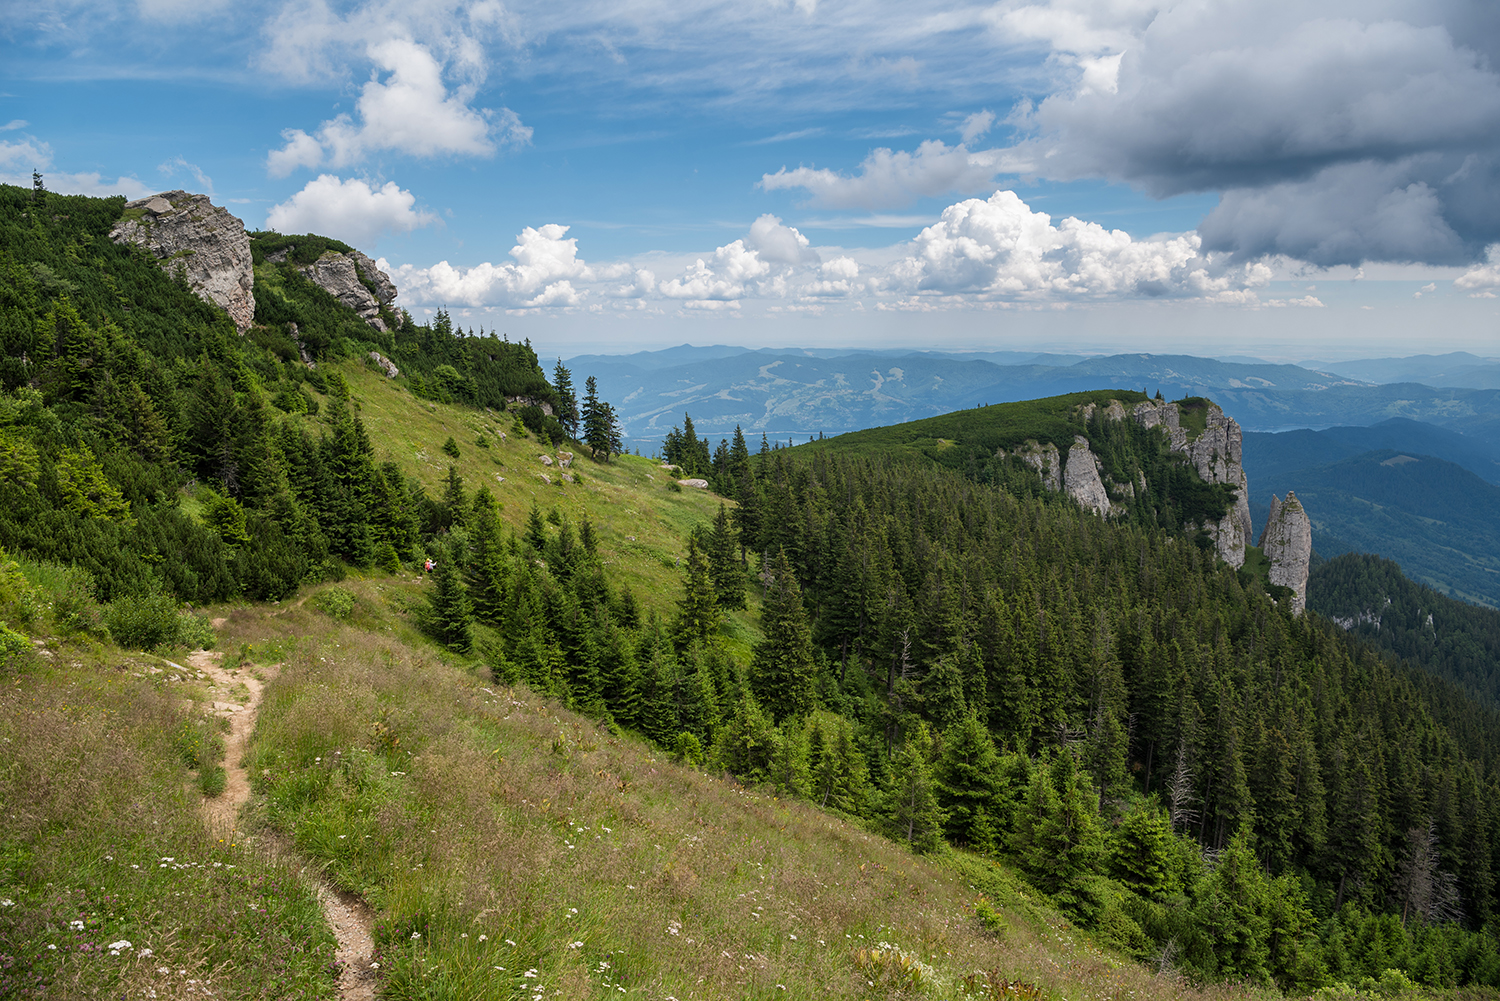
[750,548,815,722]
[672,536,720,650]
[581,376,618,460]
[427,544,474,654]
[552,359,579,439]
[705,504,745,609]
[885,720,945,852]
[935,711,1002,848]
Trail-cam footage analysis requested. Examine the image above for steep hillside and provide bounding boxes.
[1311,552,1500,711]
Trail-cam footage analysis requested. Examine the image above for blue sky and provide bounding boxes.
[5,0,1500,359]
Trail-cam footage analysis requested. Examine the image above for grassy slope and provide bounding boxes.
[791,390,1151,462]
[0,616,337,999]
[232,581,1239,1001]
[337,362,761,654]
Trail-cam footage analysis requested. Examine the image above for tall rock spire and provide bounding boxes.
[1259,491,1313,615]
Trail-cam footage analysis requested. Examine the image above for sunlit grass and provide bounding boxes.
[230,599,1271,1001]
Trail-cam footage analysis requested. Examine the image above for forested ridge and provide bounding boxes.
[5,185,1500,997]
[1312,552,1500,712]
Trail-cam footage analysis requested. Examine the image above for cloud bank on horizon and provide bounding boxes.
[8,0,1500,326]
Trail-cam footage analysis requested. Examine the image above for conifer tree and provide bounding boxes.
[705,504,745,609]
[885,720,945,852]
[936,711,1002,848]
[807,711,870,814]
[427,544,474,654]
[581,376,620,460]
[441,465,466,530]
[552,359,579,439]
[712,692,779,783]
[672,536,720,650]
[750,548,815,723]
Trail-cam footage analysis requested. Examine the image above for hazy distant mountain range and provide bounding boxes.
[567,345,1500,446]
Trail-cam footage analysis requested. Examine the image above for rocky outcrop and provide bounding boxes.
[292,251,398,332]
[1130,398,1250,568]
[1003,441,1062,492]
[110,191,255,332]
[1063,436,1112,516]
[1259,492,1312,615]
[997,395,1253,566]
[506,396,555,417]
[368,351,399,378]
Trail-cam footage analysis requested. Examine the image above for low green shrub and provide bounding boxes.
[105,593,181,650]
[312,585,355,620]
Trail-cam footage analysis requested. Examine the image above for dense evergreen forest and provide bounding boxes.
[1312,553,1500,711]
[6,183,1500,996]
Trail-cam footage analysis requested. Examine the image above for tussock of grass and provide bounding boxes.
[228,600,1261,1001]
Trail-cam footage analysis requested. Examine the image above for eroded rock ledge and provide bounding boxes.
[110,191,256,332]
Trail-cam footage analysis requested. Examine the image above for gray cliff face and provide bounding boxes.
[110,191,255,332]
[1063,435,1112,516]
[1002,442,1062,492]
[1259,492,1313,615]
[1130,399,1250,568]
[296,251,399,332]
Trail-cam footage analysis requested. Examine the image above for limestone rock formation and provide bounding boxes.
[294,251,398,332]
[1003,442,1062,492]
[110,191,255,331]
[997,396,1252,565]
[506,396,555,417]
[1130,398,1251,568]
[1063,436,1112,516]
[1259,492,1313,615]
[368,351,399,378]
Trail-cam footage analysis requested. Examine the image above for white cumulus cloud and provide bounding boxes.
[1455,244,1500,289]
[387,223,594,307]
[745,214,819,265]
[889,189,1264,299]
[659,240,771,301]
[267,38,527,177]
[264,175,436,246]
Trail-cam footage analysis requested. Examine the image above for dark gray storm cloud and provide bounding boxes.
[1009,0,1500,265]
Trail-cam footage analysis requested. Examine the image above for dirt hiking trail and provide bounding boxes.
[191,637,380,1000]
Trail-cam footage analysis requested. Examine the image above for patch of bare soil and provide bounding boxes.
[191,648,379,998]
[190,649,270,841]
[317,885,380,1001]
